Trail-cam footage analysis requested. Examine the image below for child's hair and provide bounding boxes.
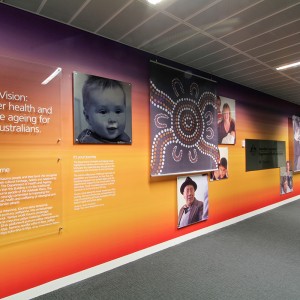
[82,75,125,109]
[219,157,227,169]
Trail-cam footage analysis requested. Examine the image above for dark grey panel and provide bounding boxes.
[245,139,286,171]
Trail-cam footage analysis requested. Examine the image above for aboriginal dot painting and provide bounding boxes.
[150,62,219,176]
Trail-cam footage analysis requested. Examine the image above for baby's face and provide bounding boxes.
[84,86,126,140]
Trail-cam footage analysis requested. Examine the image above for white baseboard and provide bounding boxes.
[4,196,299,300]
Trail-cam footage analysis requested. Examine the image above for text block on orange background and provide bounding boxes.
[0,56,61,144]
[0,157,62,246]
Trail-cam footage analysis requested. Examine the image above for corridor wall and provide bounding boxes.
[0,4,299,298]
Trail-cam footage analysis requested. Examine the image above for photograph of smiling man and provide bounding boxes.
[177,175,208,228]
[73,72,132,144]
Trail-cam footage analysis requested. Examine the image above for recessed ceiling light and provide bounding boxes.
[147,0,162,4]
[276,61,300,71]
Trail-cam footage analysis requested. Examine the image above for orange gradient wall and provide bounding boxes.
[0,5,299,298]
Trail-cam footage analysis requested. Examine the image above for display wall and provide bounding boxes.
[0,5,299,299]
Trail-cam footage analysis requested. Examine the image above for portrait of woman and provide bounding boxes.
[217,98,236,145]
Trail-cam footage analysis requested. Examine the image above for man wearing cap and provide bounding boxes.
[178,176,204,228]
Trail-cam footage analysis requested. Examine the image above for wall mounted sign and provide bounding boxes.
[245,139,286,171]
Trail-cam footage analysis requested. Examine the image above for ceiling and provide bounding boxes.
[2,0,300,105]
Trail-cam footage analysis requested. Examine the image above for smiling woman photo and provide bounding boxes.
[218,102,236,144]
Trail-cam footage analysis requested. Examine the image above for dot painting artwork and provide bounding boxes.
[150,62,219,176]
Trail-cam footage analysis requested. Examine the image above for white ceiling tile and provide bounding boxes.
[229,69,276,81]
[234,19,300,51]
[283,68,300,77]
[97,1,157,40]
[256,79,292,89]
[164,0,216,20]
[211,1,300,41]
[266,52,300,68]
[40,0,85,23]
[159,33,213,59]
[71,0,130,32]
[120,12,178,47]
[141,24,197,53]
[176,42,226,65]
[202,55,249,72]
[3,0,43,12]
[190,48,241,68]
[245,33,300,57]
[258,44,300,64]
[213,61,262,77]
[188,0,262,31]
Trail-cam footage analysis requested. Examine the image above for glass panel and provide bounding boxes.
[0,56,61,144]
[245,139,286,171]
[0,156,62,246]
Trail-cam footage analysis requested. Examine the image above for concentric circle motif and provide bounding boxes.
[172,99,203,147]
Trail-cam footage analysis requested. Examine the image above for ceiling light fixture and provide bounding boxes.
[276,61,300,71]
[42,67,62,85]
[147,0,162,4]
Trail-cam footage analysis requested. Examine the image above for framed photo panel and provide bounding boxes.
[280,160,293,195]
[210,147,228,181]
[217,96,236,145]
[177,175,208,229]
[73,71,132,144]
[150,62,219,176]
[292,115,300,172]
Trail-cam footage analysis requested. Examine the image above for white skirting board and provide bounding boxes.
[4,196,299,300]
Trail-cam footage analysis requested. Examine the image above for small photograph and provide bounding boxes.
[217,96,236,145]
[280,160,293,195]
[177,175,208,229]
[210,147,228,181]
[73,71,132,144]
[292,115,300,171]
